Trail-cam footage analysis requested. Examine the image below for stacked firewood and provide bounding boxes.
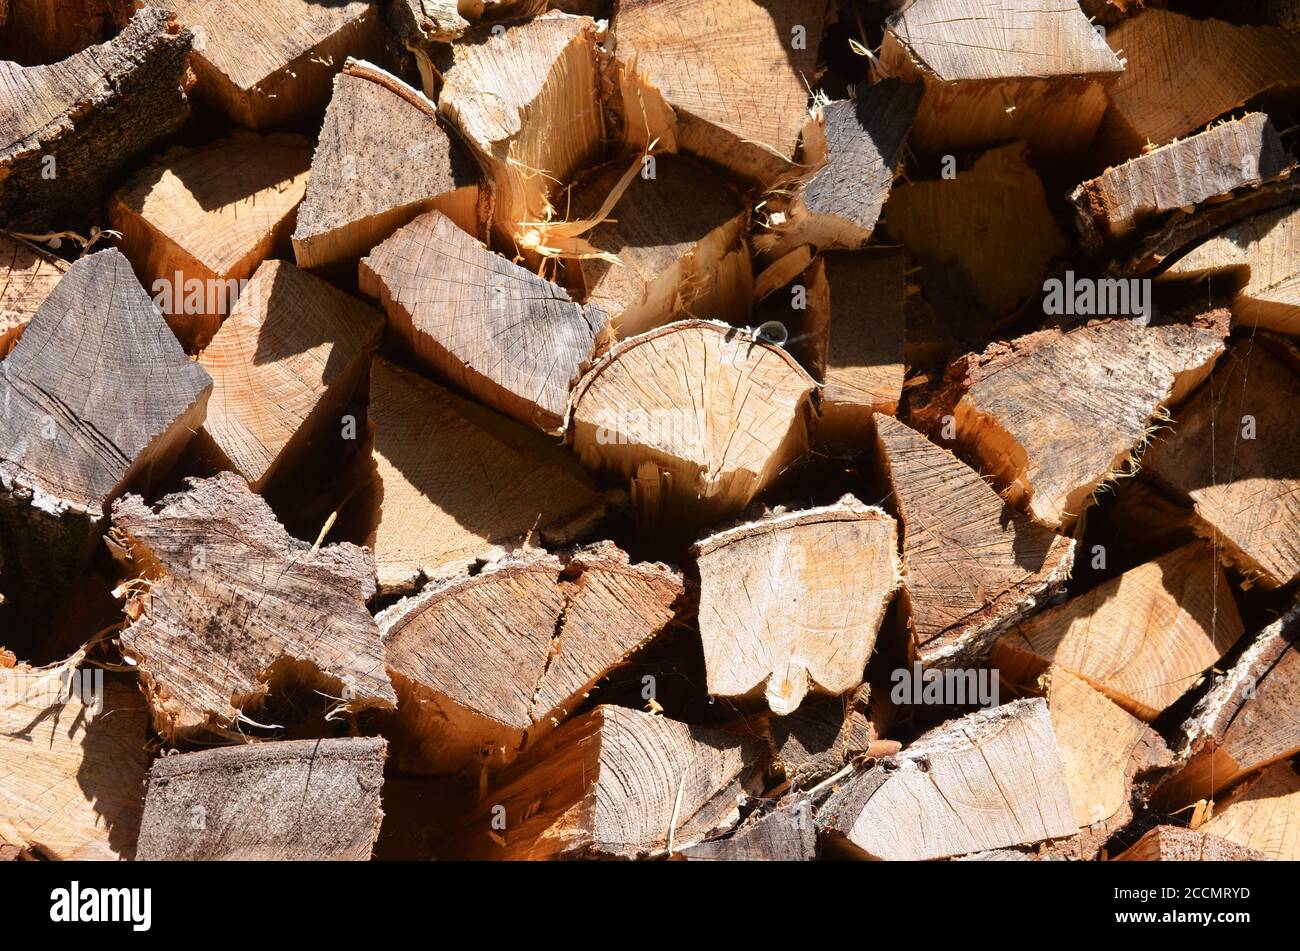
[1,0,1297,861]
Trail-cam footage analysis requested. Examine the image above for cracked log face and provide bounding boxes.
[693,496,899,716]
[109,472,396,743]
[1203,760,1300,860]
[379,542,683,775]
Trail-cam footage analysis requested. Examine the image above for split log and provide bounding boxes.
[882,143,1068,317]
[568,320,817,528]
[441,704,766,859]
[437,13,605,254]
[0,662,147,860]
[766,689,877,787]
[0,248,211,623]
[1141,338,1300,588]
[752,79,923,261]
[1097,10,1300,160]
[0,231,67,357]
[1114,825,1269,862]
[291,59,482,278]
[992,543,1244,721]
[3,0,131,63]
[817,699,1078,860]
[360,210,606,432]
[1071,114,1296,252]
[109,472,397,742]
[932,310,1231,529]
[1157,600,1300,808]
[1028,666,1172,858]
[110,133,312,352]
[692,496,899,715]
[562,153,752,343]
[872,414,1075,667]
[0,7,193,230]
[198,260,384,491]
[143,0,383,130]
[379,542,683,775]
[135,737,387,861]
[678,801,816,861]
[876,0,1124,156]
[360,357,614,594]
[1158,203,1300,336]
[612,0,828,187]
[1202,760,1300,860]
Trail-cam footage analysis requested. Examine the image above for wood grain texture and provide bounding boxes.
[873,414,1074,667]
[0,664,147,860]
[1142,339,1300,588]
[111,133,311,352]
[0,7,192,230]
[693,496,899,714]
[993,543,1244,721]
[0,232,67,357]
[143,0,382,129]
[292,59,481,275]
[878,0,1123,156]
[766,690,875,787]
[443,704,766,859]
[110,472,396,742]
[1072,114,1296,250]
[569,319,817,527]
[613,0,828,186]
[3,0,132,63]
[944,311,1230,529]
[818,699,1077,860]
[1203,760,1300,860]
[678,801,816,861]
[362,357,614,594]
[199,260,384,489]
[1114,824,1268,861]
[379,542,683,775]
[361,210,604,432]
[1097,9,1300,160]
[135,737,386,861]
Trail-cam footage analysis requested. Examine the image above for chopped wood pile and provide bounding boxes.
[2,0,1298,863]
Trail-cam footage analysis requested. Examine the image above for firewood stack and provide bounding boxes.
[2,0,1298,863]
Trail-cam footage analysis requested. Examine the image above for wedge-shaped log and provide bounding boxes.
[0,661,147,860]
[569,320,817,527]
[1098,10,1300,160]
[877,0,1124,156]
[361,211,605,432]
[679,801,816,861]
[882,143,1067,316]
[143,0,382,129]
[1157,600,1300,808]
[993,543,1243,721]
[872,414,1074,667]
[380,543,682,775]
[817,699,1077,860]
[199,260,384,491]
[613,0,828,187]
[1203,761,1300,861]
[110,472,396,742]
[693,497,899,715]
[564,154,752,342]
[937,310,1230,529]
[1158,204,1300,336]
[442,704,766,859]
[3,0,131,63]
[292,60,481,277]
[0,8,192,230]
[1142,339,1300,588]
[135,737,387,861]
[362,358,613,594]
[438,13,605,253]
[0,232,67,357]
[1114,825,1268,862]
[1072,114,1296,252]
[754,79,922,261]
[0,249,211,623]
[111,133,311,352]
